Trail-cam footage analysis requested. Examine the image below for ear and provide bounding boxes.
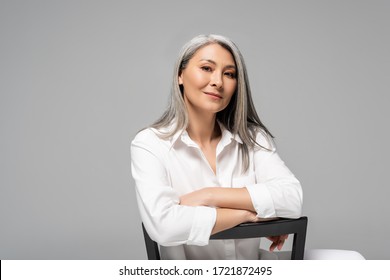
[178,73,183,85]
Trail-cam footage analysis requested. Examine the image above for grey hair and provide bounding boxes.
[152,34,273,172]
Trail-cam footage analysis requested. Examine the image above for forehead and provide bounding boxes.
[192,43,236,66]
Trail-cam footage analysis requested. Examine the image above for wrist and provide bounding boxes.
[204,187,216,207]
[243,210,258,223]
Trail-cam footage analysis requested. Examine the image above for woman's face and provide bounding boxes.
[179,43,237,115]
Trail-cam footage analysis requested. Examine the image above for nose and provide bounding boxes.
[210,72,223,89]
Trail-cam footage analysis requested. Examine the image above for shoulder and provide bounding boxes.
[132,128,158,142]
[131,127,173,151]
[132,127,164,142]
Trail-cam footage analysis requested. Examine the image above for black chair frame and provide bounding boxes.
[142,216,308,260]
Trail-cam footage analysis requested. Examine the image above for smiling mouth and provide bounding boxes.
[204,92,222,99]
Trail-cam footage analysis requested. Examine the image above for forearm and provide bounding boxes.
[208,187,256,212]
[180,187,256,212]
[211,208,255,235]
[179,186,261,235]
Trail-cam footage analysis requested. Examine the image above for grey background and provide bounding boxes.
[1,0,389,259]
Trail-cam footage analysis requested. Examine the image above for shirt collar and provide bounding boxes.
[169,121,243,149]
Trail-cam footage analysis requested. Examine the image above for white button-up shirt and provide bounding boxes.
[131,123,303,259]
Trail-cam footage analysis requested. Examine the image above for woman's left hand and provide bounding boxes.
[267,234,289,251]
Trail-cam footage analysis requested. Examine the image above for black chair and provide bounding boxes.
[142,216,308,260]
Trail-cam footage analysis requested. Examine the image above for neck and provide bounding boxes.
[186,111,220,145]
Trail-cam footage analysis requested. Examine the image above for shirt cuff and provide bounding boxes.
[187,206,216,246]
[246,183,276,218]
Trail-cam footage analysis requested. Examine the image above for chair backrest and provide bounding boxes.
[142,216,308,260]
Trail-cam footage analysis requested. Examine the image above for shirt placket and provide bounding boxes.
[182,134,219,178]
[217,137,238,259]
[182,131,238,259]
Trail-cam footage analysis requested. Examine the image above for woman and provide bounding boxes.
[131,34,303,259]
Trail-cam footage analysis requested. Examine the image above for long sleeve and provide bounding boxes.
[130,129,217,246]
[245,133,303,219]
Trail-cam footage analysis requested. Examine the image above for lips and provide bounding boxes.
[204,92,222,99]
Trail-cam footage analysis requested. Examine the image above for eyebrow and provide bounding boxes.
[199,59,236,69]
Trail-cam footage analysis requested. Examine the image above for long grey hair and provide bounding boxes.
[152,34,273,172]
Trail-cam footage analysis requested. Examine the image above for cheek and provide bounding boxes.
[185,70,209,87]
[195,74,209,88]
[226,81,237,97]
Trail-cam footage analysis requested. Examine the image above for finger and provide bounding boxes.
[269,242,277,252]
[277,239,285,251]
[267,235,287,242]
[267,236,279,242]
[266,237,274,242]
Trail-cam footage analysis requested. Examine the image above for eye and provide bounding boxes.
[224,72,236,79]
[200,66,212,72]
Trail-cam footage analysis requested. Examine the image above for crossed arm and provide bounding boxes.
[179,187,287,251]
[132,130,299,250]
